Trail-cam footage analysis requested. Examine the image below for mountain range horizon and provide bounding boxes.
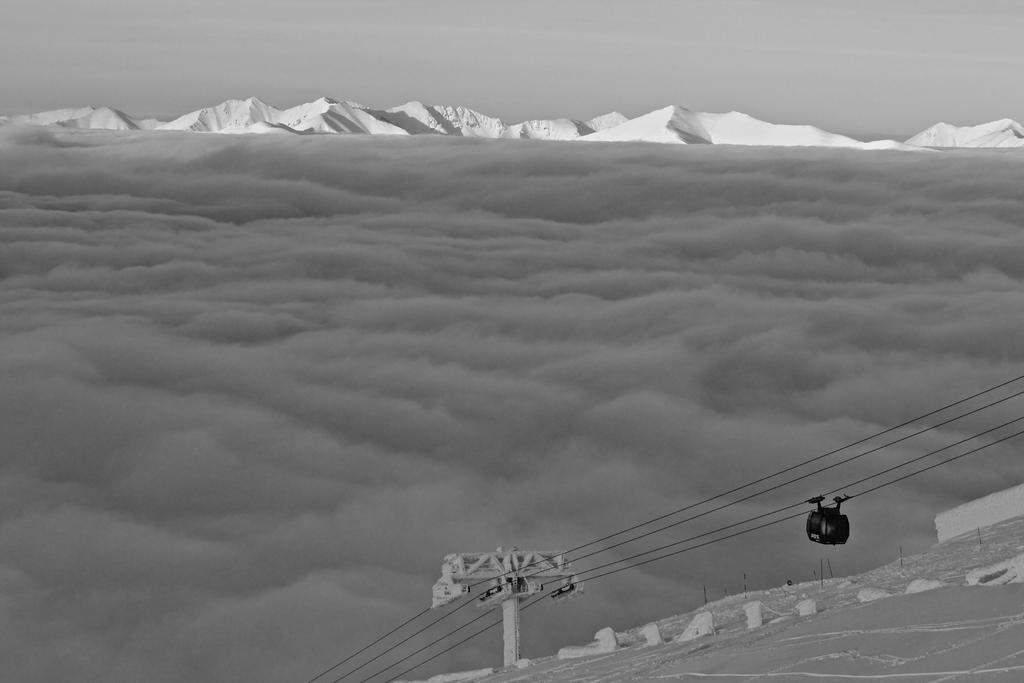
[3,96,1023,150]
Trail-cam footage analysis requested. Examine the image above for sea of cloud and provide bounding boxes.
[2,127,1024,682]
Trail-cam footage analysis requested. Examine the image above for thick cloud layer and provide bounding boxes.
[2,128,1024,682]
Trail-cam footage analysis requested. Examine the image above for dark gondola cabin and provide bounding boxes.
[806,495,850,545]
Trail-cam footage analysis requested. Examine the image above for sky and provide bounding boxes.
[2,0,1024,137]
[2,127,1024,682]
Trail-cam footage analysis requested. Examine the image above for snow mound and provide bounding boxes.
[906,119,1024,148]
[857,587,892,603]
[905,579,946,594]
[639,622,663,646]
[674,611,715,642]
[965,552,1024,586]
[745,601,764,629]
[557,627,618,660]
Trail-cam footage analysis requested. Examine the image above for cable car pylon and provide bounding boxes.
[431,547,581,667]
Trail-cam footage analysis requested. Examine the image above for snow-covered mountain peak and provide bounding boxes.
[582,105,713,145]
[0,106,141,130]
[906,118,1024,148]
[159,97,277,132]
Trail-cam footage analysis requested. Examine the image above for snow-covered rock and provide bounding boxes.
[796,599,817,616]
[674,611,715,642]
[557,626,619,660]
[965,552,1024,586]
[745,601,764,629]
[857,587,892,603]
[639,622,663,646]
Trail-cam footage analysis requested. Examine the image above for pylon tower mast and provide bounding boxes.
[431,547,582,667]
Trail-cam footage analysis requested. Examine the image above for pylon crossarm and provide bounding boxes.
[431,548,584,668]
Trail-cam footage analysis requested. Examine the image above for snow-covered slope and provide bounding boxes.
[0,106,141,130]
[433,514,1024,683]
[907,118,1024,148]
[699,111,883,148]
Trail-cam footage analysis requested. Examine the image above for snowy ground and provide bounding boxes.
[460,515,1024,682]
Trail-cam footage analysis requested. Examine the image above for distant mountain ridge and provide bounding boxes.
[2,97,1021,149]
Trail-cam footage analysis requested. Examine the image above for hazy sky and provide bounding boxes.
[3,127,1024,682]
[2,0,1023,136]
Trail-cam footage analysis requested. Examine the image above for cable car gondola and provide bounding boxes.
[806,495,850,545]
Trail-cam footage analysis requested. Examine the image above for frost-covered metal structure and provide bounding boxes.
[431,547,581,667]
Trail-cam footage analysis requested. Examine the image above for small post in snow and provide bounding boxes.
[899,545,904,569]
